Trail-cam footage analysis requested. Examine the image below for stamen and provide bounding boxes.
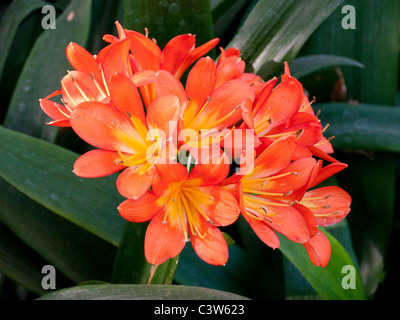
[299,96,316,112]
[242,188,287,197]
[71,76,91,102]
[90,72,108,98]
[99,64,110,96]
[322,123,330,133]
[182,190,212,223]
[61,81,78,106]
[243,194,292,207]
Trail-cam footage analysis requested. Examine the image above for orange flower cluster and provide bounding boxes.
[40,22,351,267]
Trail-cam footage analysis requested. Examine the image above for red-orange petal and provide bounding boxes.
[155,70,187,107]
[184,57,216,119]
[301,186,351,226]
[188,156,230,187]
[124,29,162,72]
[61,71,107,108]
[250,135,297,179]
[303,232,331,268]
[39,98,70,124]
[146,94,181,139]
[161,34,196,76]
[73,149,126,178]
[152,162,188,196]
[118,192,162,223]
[254,77,303,136]
[145,210,187,265]
[109,73,147,126]
[194,186,240,226]
[242,213,280,249]
[66,42,102,81]
[282,112,323,147]
[190,215,229,266]
[116,165,156,199]
[194,79,254,130]
[215,55,245,88]
[257,200,311,244]
[309,162,348,188]
[69,101,144,154]
[176,38,220,79]
[292,203,318,238]
[259,157,317,196]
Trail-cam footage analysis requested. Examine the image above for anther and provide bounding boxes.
[284,191,293,196]
[290,200,298,205]
[296,129,304,138]
[323,204,331,209]
[260,206,268,214]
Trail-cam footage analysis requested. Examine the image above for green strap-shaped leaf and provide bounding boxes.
[4,0,92,142]
[38,284,249,300]
[0,178,117,284]
[0,222,74,296]
[315,103,400,152]
[289,54,364,79]
[111,222,179,285]
[0,0,47,81]
[227,0,344,78]
[278,229,366,300]
[0,125,125,246]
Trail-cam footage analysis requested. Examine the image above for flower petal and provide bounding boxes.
[116,165,156,199]
[146,94,181,139]
[249,135,297,179]
[187,155,230,187]
[118,191,161,222]
[73,149,126,178]
[301,186,351,226]
[61,71,107,108]
[196,186,240,226]
[292,203,318,238]
[309,162,348,188]
[184,57,216,122]
[145,210,186,265]
[69,101,145,154]
[176,38,219,79]
[189,215,229,266]
[152,162,188,196]
[39,98,70,124]
[242,213,280,249]
[160,34,196,76]
[254,200,311,244]
[123,29,162,72]
[155,70,187,107]
[66,42,102,81]
[194,79,255,130]
[215,55,245,87]
[303,232,331,268]
[109,73,147,127]
[254,77,303,136]
[259,157,318,195]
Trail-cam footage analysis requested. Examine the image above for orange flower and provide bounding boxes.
[240,63,338,163]
[70,72,180,200]
[223,135,351,267]
[118,158,240,265]
[39,38,132,126]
